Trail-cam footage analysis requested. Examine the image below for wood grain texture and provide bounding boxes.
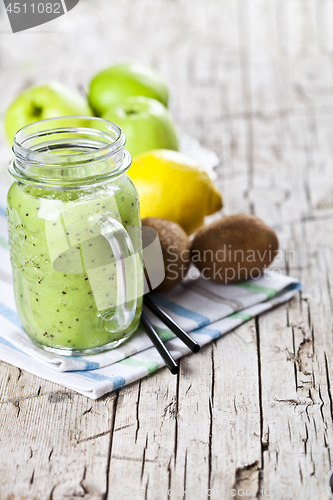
[0,0,333,499]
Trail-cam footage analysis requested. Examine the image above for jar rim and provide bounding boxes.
[9,117,132,189]
[13,116,125,163]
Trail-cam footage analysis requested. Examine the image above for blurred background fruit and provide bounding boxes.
[3,63,221,232]
[191,214,279,283]
[88,62,169,116]
[128,149,223,234]
[5,82,92,143]
[103,96,178,158]
[142,217,190,292]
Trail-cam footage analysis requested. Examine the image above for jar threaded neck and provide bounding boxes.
[8,116,131,189]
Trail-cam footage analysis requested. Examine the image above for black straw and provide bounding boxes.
[143,295,200,353]
[141,311,179,375]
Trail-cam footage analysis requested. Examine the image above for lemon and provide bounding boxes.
[128,149,222,234]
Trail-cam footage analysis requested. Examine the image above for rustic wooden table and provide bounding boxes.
[1,0,333,498]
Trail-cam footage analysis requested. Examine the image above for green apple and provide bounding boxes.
[102,96,178,159]
[89,62,169,116]
[5,82,92,143]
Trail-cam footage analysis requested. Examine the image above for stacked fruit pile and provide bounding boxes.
[5,63,222,234]
[5,62,278,292]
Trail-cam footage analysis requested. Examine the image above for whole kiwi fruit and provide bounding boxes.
[191,214,279,283]
[142,217,190,292]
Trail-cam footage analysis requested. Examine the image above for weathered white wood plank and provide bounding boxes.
[258,274,333,498]
[0,361,116,499]
[207,322,262,500]
[107,368,177,499]
[168,345,214,500]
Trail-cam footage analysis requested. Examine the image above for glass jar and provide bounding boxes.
[7,117,143,355]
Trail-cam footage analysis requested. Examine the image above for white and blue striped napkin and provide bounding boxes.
[0,182,301,399]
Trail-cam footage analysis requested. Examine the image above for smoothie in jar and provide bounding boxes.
[7,117,143,355]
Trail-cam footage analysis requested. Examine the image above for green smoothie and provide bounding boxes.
[7,174,143,353]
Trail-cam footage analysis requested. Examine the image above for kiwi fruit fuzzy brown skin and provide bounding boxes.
[142,217,190,292]
[190,214,279,284]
